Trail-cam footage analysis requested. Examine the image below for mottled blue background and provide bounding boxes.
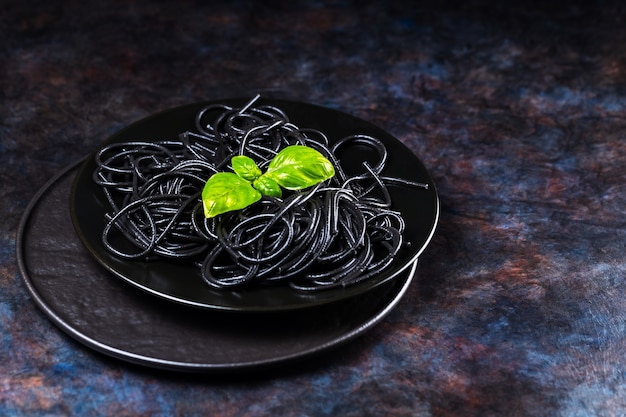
[2,0,626,415]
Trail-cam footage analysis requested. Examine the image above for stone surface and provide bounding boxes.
[2,0,626,415]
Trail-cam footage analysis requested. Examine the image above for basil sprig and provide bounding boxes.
[201,145,335,218]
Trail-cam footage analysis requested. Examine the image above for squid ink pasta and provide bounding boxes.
[94,95,428,292]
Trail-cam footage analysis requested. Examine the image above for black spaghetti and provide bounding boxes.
[93,95,427,291]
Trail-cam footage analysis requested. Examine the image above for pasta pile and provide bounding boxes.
[94,96,426,291]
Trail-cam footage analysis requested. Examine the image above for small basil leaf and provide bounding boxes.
[265,145,335,190]
[231,155,262,181]
[201,172,261,218]
[253,175,282,198]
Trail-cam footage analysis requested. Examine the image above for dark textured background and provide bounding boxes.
[2,0,626,416]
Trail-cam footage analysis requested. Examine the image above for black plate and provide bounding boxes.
[17,163,418,372]
[70,98,439,312]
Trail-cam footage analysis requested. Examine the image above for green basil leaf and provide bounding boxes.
[253,175,282,198]
[264,145,335,190]
[201,172,261,218]
[232,155,262,181]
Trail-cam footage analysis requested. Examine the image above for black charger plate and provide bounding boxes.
[70,98,439,312]
[17,163,418,372]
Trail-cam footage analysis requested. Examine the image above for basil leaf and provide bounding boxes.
[253,175,282,198]
[201,172,261,218]
[232,155,262,181]
[264,145,335,190]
